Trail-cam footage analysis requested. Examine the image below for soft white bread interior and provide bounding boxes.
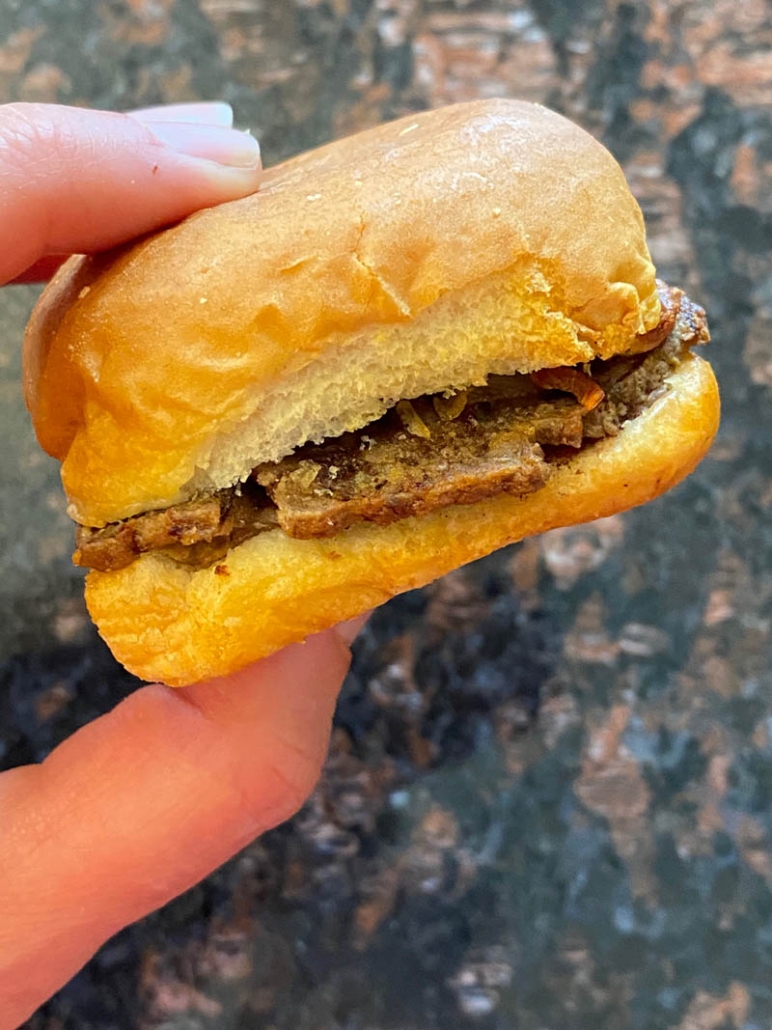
[84,355,719,686]
[23,99,661,528]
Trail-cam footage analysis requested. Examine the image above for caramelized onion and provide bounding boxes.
[530,367,605,411]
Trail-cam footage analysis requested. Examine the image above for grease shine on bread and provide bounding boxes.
[23,99,719,686]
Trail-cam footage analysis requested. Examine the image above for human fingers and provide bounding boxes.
[8,255,67,284]
[0,101,261,285]
[0,625,360,1028]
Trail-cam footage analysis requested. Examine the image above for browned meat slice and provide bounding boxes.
[74,487,277,572]
[630,280,682,354]
[254,386,586,539]
[582,290,709,439]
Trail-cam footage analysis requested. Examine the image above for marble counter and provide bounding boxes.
[1,1,771,1027]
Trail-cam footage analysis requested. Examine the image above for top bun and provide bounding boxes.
[24,99,660,528]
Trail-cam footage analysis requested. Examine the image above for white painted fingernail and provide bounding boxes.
[129,102,234,127]
[144,121,260,169]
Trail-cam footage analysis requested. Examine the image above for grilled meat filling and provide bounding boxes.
[74,287,707,573]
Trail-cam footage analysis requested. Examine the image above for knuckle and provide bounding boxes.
[0,102,64,167]
[240,750,322,828]
[272,757,320,816]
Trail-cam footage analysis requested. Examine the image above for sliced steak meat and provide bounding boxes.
[630,278,682,354]
[582,290,708,439]
[75,486,277,573]
[73,285,707,573]
[254,386,585,539]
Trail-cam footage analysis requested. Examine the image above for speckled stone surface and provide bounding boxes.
[1,1,771,1027]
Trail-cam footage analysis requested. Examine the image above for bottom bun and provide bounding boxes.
[85,355,719,686]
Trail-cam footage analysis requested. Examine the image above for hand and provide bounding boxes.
[0,102,365,1027]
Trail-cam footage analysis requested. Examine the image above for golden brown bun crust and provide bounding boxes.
[24,99,660,527]
[84,355,719,687]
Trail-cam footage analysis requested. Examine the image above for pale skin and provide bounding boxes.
[0,101,367,1027]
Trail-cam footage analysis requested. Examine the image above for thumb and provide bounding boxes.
[0,625,362,1027]
[0,102,262,284]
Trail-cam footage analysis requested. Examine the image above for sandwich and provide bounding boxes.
[23,99,719,686]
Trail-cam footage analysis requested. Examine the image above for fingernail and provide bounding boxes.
[129,102,234,127]
[335,612,373,646]
[145,122,260,169]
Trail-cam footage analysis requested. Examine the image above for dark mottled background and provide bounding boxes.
[0,0,770,1027]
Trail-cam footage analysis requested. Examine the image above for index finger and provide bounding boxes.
[0,102,262,285]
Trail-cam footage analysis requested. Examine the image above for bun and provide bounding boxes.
[23,99,717,688]
[24,99,660,528]
[84,355,718,686]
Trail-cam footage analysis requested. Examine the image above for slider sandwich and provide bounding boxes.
[23,100,719,686]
